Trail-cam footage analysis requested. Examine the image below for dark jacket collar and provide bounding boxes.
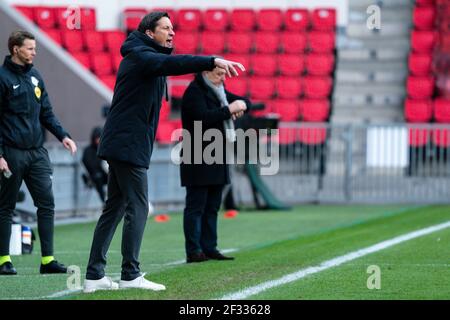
[120,31,173,57]
[194,73,221,105]
[3,55,33,74]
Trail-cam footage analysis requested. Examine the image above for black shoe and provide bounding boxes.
[186,252,209,263]
[205,251,235,261]
[40,260,68,274]
[0,262,17,275]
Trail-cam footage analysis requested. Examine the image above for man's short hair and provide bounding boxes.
[138,11,170,33]
[8,30,35,55]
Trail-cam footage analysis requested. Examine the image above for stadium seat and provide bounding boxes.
[230,9,256,31]
[404,99,433,122]
[227,32,253,53]
[434,98,450,122]
[174,32,199,54]
[415,0,435,5]
[409,127,430,147]
[275,77,303,99]
[91,53,113,76]
[303,76,333,98]
[225,77,248,97]
[305,54,335,76]
[170,84,188,99]
[72,52,91,69]
[100,75,116,90]
[14,5,35,21]
[411,31,437,53]
[54,6,96,30]
[284,9,310,31]
[156,121,175,144]
[200,32,226,54]
[311,8,336,31]
[223,54,250,69]
[177,9,202,31]
[249,77,275,100]
[278,54,305,76]
[61,30,84,52]
[277,127,298,145]
[432,128,450,147]
[35,7,56,29]
[104,30,126,54]
[301,99,330,121]
[408,53,432,76]
[298,125,327,145]
[112,54,122,73]
[159,99,171,121]
[413,6,436,30]
[281,32,307,54]
[272,99,301,121]
[254,32,279,54]
[406,76,435,99]
[83,31,105,53]
[256,9,283,31]
[203,9,229,31]
[43,29,62,45]
[308,31,336,53]
[251,54,278,76]
[80,7,97,30]
[123,8,147,31]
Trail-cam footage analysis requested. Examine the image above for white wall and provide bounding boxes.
[5,0,348,30]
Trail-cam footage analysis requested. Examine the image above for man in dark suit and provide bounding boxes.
[180,67,248,263]
[83,11,245,293]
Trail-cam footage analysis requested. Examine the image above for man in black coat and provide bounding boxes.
[83,12,245,293]
[180,68,249,263]
[0,30,77,275]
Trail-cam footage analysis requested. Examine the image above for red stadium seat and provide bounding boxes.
[200,32,226,54]
[72,52,91,69]
[409,127,430,147]
[123,8,147,31]
[408,53,432,76]
[272,99,301,121]
[225,77,248,96]
[281,32,307,54]
[43,29,62,45]
[170,84,188,98]
[303,76,333,98]
[35,7,56,28]
[249,77,275,100]
[91,53,113,76]
[298,125,327,145]
[284,9,310,31]
[156,121,176,145]
[416,0,435,4]
[174,32,199,54]
[413,6,436,30]
[61,30,84,52]
[100,75,116,90]
[203,9,229,31]
[159,99,171,121]
[411,31,437,53]
[301,99,330,121]
[14,6,35,21]
[54,6,96,30]
[251,54,278,76]
[434,98,450,122]
[223,54,250,70]
[80,7,97,30]
[83,31,105,53]
[177,9,202,31]
[256,9,283,31]
[305,54,335,75]
[432,128,450,147]
[254,32,279,53]
[227,32,253,53]
[308,31,336,53]
[275,77,303,99]
[277,127,298,145]
[103,30,126,54]
[230,9,256,31]
[112,54,122,73]
[406,76,435,99]
[311,8,336,31]
[278,54,305,76]
[404,99,433,122]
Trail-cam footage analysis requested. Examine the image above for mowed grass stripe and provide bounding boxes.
[67,205,450,300]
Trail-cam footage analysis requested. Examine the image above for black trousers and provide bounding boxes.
[86,160,148,281]
[183,185,224,256]
[0,146,54,256]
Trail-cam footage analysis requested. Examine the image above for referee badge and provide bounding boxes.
[34,86,41,99]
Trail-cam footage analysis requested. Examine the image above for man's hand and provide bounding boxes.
[0,157,10,174]
[228,100,247,120]
[214,58,245,78]
[62,137,77,156]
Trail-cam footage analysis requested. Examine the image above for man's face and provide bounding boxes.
[13,39,36,65]
[146,17,175,48]
[205,68,227,87]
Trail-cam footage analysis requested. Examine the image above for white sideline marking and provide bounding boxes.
[219,221,450,300]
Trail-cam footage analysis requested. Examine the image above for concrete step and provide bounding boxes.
[335,69,407,84]
[349,0,413,9]
[339,38,410,51]
[346,22,411,38]
[338,48,409,62]
[334,83,405,95]
[348,8,412,23]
